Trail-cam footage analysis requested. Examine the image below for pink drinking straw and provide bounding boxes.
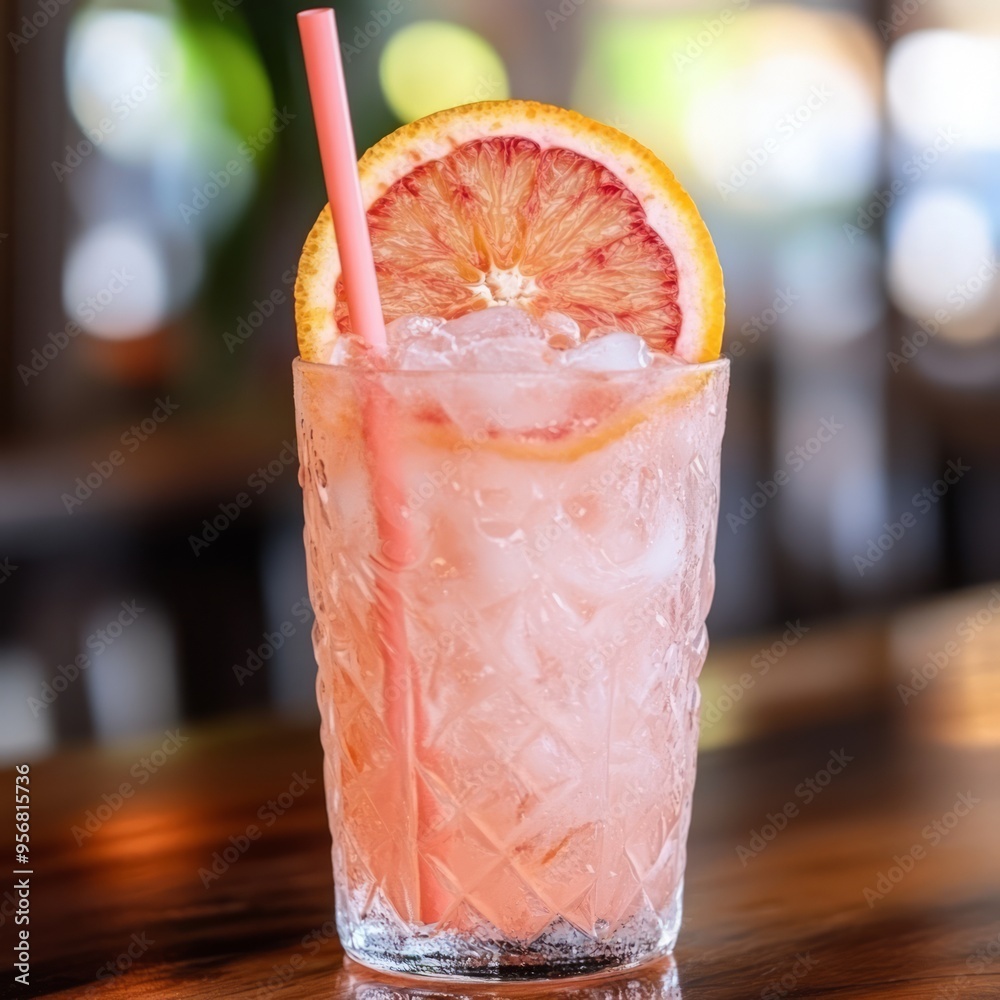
[297,8,386,351]
[297,8,441,924]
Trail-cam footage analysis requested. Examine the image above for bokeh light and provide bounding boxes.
[887,31,1000,152]
[62,222,168,340]
[62,1,276,343]
[886,187,998,340]
[574,5,881,214]
[685,51,878,212]
[379,21,509,123]
[932,0,1000,33]
[66,9,192,165]
[66,7,275,170]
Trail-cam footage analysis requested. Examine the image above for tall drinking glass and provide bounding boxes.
[294,357,728,980]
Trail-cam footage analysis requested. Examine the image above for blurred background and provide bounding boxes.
[2,0,998,761]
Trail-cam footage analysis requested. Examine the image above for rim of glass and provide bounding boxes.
[292,355,730,378]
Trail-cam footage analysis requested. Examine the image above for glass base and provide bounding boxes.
[339,901,681,982]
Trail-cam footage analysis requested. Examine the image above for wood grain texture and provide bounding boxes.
[7,702,1000,998]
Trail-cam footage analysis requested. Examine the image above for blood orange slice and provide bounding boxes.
[295,100,724,364]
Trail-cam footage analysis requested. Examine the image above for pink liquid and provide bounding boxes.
[295,358,728,978]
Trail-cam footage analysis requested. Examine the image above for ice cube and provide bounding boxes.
[437,372,569,436]
[333,310,673,376]
[398,309,558,371]
[443,305,542,344]
[458,335,554,371]
[562,332,652,371]
[385,315,453,369]
[398,329,461,370]
[387,314,446,342]
[328,334,368,366]
[538,311,582,349]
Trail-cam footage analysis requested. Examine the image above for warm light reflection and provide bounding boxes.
[890,585,1000,747]
[78,805,204,880]
[379,21,509,123]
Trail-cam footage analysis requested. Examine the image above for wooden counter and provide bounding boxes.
[11,692,1000,999]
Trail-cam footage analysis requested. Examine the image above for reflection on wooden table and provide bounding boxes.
[11,584,1000,998]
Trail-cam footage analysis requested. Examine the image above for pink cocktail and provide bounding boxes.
[291,25,727,976]
[295,335,728,978]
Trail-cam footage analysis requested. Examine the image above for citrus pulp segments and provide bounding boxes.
[295,100,725,365]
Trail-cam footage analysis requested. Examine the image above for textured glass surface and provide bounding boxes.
[295,360,728,980]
